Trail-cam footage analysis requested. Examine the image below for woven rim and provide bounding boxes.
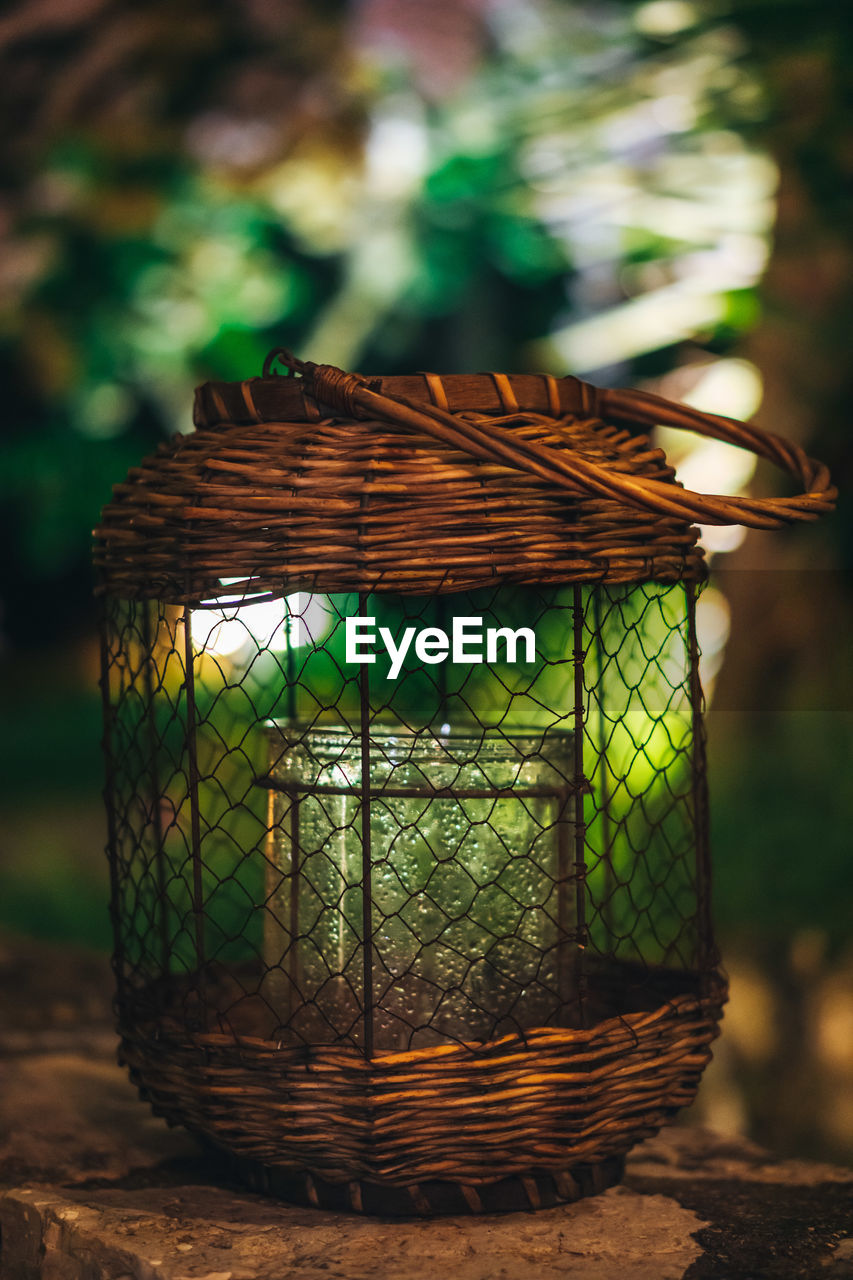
[93,357,834,602]
[228,1149,627,1215]
[95,373,707,600]
[119,975,726,1198]
[269,354,835,529]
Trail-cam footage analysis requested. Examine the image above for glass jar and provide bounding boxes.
[263,723,575,1050]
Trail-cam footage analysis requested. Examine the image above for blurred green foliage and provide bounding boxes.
[0,0,774,638]
[0,0,849,967]
[711,713,853,951]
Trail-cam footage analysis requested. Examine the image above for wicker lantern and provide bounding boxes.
[94,352,834,1215]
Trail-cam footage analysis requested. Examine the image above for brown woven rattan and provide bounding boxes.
[95,356,834,603]
[120,968,725,1215]
[95,353,833,1216]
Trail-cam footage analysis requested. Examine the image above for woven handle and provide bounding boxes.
[267,351,835,530]
[594,384,835,528]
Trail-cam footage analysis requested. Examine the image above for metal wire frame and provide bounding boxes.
[94,347,827,1210]
[99,578,713,1057]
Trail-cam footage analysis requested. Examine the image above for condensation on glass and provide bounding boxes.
[262,724,575,1050]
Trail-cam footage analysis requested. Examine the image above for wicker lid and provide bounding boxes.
[93,354,835,602]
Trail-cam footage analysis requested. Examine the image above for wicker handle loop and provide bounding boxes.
[285,355,835,530]
[592,384,836,529]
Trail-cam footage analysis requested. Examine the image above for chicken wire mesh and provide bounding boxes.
[90,353,837,1213]
[100,578,713,1056]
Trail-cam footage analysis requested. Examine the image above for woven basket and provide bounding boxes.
[94,355,833,603]
[95,354,833,1215]
[119,969,725,1214]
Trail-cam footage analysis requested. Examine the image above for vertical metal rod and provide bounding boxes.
[572,585,588,1024]
[556,786,571,1017]
[436,594,449,727]
[289,790,301,1018]
[593,589,614,941]
[98,600,125,1000]
[141,600,169,969]
[358,593,375,1059]
[285,595,297,723]
[182,602,207,982]
[686,582,714,990]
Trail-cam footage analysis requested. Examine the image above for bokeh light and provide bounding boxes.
[191,589,333,659]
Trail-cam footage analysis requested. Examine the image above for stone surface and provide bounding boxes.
[1,1179,707,1280]
[1,934,852,1280]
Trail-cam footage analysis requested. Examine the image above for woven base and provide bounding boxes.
[228,1150,627,1216]
[119,972,726,1216]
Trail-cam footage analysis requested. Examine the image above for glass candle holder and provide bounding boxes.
[263,723,575,1050]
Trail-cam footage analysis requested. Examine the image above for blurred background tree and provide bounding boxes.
[0,0,850,1162]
